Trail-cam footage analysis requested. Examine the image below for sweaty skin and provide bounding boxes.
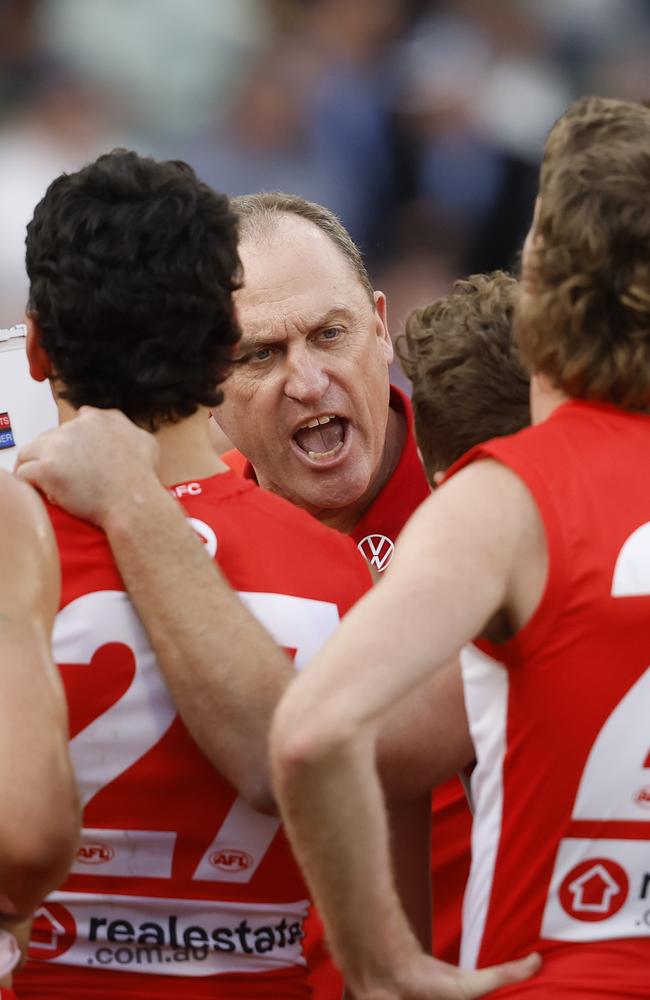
[215,214,403,533]
[0,472,80,987]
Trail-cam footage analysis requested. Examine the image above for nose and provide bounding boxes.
[283,346,329,403]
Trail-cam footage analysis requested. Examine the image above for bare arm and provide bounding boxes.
[343,792,432,1000]
[377,656,473,800]
[0,474,79,932]
[16,409,295,812]
[271,461,544,998]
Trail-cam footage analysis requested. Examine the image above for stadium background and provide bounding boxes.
[1,0,649,391]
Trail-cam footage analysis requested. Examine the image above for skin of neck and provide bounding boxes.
[529,372,569,426]
[56,395,227,487]
[309,405,407,534]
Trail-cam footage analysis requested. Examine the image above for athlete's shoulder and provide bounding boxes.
[0,472,59,617]
[43,497,124,604]
[244,480,356,546]
[0,469,52,543]
[183,472,371,602]
[44,494,103,546]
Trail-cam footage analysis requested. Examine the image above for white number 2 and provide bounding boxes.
[573,521,650,821]
[56,587,341,883]
[541,522,650,940]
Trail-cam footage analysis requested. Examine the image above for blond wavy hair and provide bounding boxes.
[517,96,650,410]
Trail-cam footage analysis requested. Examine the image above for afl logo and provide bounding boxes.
[358,534,395,572]
[75,842,115,865]
[634,785,650,808]
[209,849,253,873]
[188,517,218,558]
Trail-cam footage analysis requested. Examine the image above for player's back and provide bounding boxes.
[455,400,650,997]
[17,469,370,1000]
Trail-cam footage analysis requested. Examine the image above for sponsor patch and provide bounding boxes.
[357,534,395,572]
[559,858,629,922]
[541,839,650,941]
[29,892,309,977]
[0,413,15,450]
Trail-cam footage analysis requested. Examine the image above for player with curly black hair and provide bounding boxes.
[16,149,372,1000]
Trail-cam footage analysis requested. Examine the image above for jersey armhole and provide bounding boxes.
[454,446,571,666]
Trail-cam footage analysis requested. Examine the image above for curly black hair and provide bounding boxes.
[26,149,242,430]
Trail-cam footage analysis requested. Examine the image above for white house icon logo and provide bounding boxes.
[29,901,77,960]
[30,905,67,951]
[568,863,620,913]
[357,534,395,572]
[559,857,629,922]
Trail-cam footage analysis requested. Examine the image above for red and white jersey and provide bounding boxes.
[452,401,650,997]
[224,385,473,973]
[0,326,57,472]
[17,470,370,1000]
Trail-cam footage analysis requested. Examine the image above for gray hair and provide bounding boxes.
[231,191,375,303]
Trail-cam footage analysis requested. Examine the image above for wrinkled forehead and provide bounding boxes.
[236,217,371,330]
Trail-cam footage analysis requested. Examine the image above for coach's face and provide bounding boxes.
[215,215,393,518]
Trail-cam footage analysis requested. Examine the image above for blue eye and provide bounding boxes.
[320,327,341,341]
[252,347,273,362]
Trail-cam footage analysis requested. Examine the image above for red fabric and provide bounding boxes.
[15,963,308,999]
[226,387,473,993]
[448,400,650,995]
[16,471,370,999]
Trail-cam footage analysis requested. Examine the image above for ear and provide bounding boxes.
[373,290,393,365]
[25,314,53,382]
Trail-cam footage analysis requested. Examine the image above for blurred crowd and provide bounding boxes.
[1,0,649,381]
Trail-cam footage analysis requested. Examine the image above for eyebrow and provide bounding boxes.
[237,306,357,353]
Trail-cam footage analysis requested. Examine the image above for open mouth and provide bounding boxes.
[292,414,348,461]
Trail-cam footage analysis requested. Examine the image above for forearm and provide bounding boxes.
[376,658,474,799]
[0,629,79,915]
[342,792,431,1000]
[272,724,422,995]
[103,481,294,809]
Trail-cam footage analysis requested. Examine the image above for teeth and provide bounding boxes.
[302,414,336,430]
[307,441,344,460]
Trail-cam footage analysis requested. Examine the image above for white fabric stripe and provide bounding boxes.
[71,829,176,879]
[193,799,281,884]
[459,644,509,969]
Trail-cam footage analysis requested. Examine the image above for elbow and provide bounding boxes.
[270,695,356,793]
[200,740,280,816]
[237,772,279,817]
